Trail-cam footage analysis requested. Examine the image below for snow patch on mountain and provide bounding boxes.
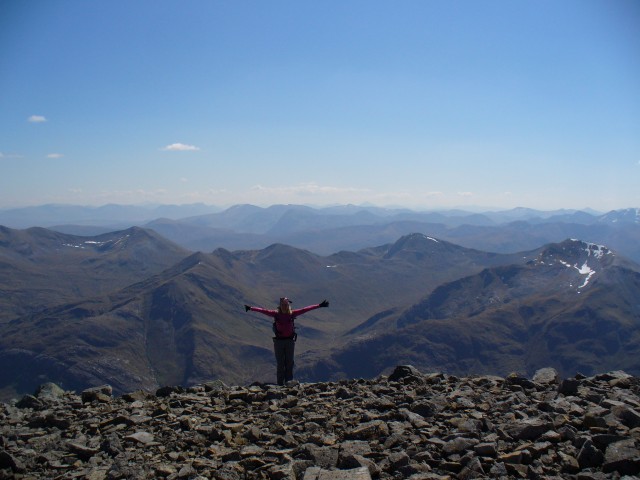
[577,262,595,288]
[559,258,596,289]
[414,234,439,243]
[61,235,130,250]
[543,239,613,290]
[576,240,612,259]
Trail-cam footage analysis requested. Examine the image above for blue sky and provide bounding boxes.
[1,1,638,211]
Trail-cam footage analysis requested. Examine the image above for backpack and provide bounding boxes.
[273,313,296,339]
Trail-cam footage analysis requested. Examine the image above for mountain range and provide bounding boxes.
[1,207,639,401]
[298,239,640,381]
[2,204,639,263]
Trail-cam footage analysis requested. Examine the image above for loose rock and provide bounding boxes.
[1,368,639,479]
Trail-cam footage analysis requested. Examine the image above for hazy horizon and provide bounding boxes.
[0,200,614,216]
[1,1,638,211]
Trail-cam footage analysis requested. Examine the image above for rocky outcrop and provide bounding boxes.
[1,367,639,479]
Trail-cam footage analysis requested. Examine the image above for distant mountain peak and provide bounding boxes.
[598,208,640,225]
[383,233,445,259]
[539,238,613,259]
[395,232,442,245]
[533,239,615,290]
[415,233,440,242]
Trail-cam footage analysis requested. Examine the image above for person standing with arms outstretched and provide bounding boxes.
[245,297,329,385]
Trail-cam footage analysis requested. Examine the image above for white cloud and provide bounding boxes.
[457,191,474,197]
[47,153,64,159]
[28,115,47,123]
[0,152,22,159]
[161,143,200,151]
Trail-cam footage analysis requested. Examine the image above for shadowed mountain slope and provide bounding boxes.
[0,252,271,398]
[0,226,190,322]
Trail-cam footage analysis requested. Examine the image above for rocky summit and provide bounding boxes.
[1,367,639,480]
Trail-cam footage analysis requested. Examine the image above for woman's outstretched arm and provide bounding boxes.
[244,305,277,318]
[292,299,329,317]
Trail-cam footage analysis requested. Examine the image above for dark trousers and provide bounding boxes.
[273,337,295,385]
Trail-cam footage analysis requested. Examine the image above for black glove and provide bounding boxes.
[319,300,329,308]
[244,305,251,312]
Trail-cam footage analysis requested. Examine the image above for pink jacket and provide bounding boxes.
[248,303,322,338]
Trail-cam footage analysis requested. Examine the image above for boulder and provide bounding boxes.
[303,467,372,480]
[35,382,67,402]
[533,368,560,385]
[603,439,640,475]
[388,365,424,382]
[81,385,113,403]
